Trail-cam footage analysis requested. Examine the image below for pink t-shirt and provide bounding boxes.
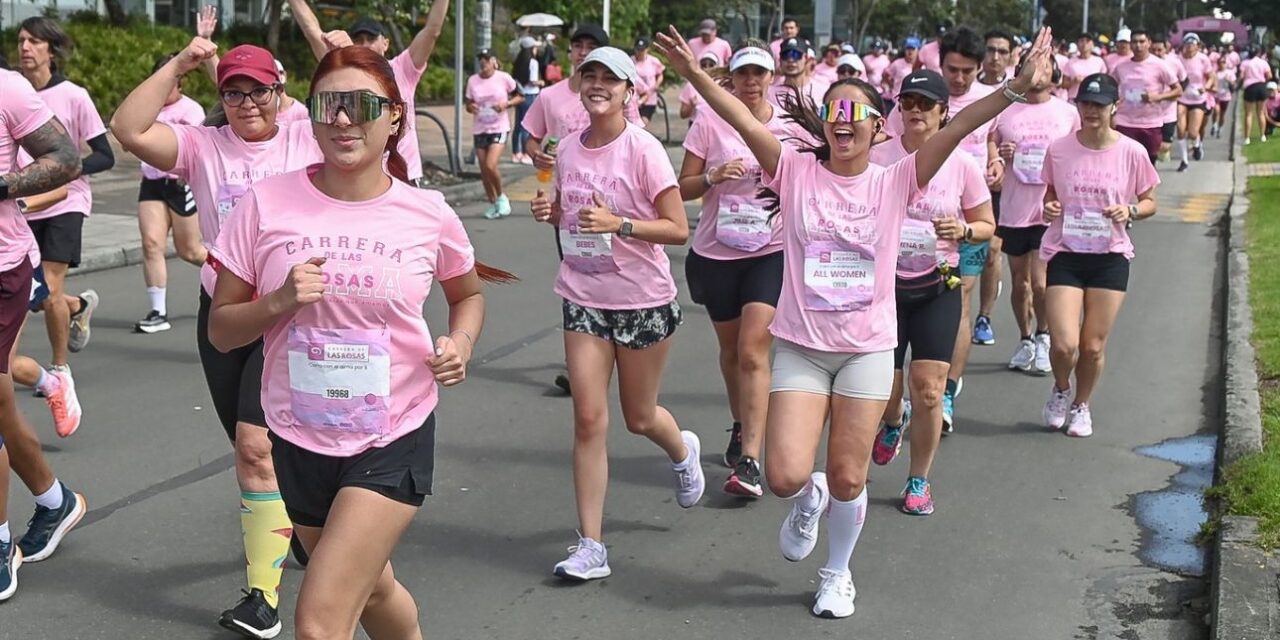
[919,41,941,72]
[465,71,518,135]
[1267,93,1280,113]
[141,96,206,180]
[0,70,52,272]
[553,123,679,310]
[1105,52,1132,72]
[995,98,1080,228]
[519,79,643,143]
[763,144,921,353]
[1240,57,1272,86]
[1178,53,1214,105]
[390,50,426,182]
[869,137,988,279]
[277,97,311,124]
[1226,51,1242,70]
[1111,57,1179,129]
[633,55,667,107]
[1039,133,1160,262]
[862,54,891,92]
[210,167,474,457]
[683,105,807,261]
[691,37,733,66]
[885,81,998,166]
[885,57,915,97]
[769,77,830,108]
[18,80,106,222]
[1157,55,1187,123]
[678,83,702,117]
[170,120,323,294]
[1063,55,1107,99]
[813,61,840,85]
[1215,68,1237,100]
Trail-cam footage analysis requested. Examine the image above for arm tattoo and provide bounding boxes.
[3,118,81,198]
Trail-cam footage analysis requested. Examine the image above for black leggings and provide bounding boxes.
[196,289,267,440]
[893,283,962,369]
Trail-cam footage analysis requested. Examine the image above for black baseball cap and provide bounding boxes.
[347,17,385,38]
[476,48,495,59]
[779,37,806,55]
[634,36,650,50]
[898,69,947,102]
[571,24,610,47]
[1076,73,1119,104]
[1077,32,1095,41]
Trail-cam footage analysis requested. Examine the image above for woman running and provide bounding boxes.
[679,42,801,498]
[1211,55,1236,138]
[135,53,208,334]
[207,45,485,640]
[465,48,521,219]
[658,25,1055,618]
[529,47,705,582]
[1040,73,1159,437]
[868,69,995,516]
[1240,46,1273,145]
[1174,34,1214,171]
[112,37,323,638]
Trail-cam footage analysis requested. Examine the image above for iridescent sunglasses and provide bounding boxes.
[307,90,397,125]
[818,99,881,124]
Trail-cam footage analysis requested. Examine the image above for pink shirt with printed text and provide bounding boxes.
[1111,57,1179,129]
[870,137,988,279]
[633,56,667,107]
[995,98,1080,228]
[519,79,643,142]
[18,80,106,222]
[885,81,998,166]
[1039,133,1160,262]
[141,96,206,180]
[684,104,809,261]
[553,123,680,310]
[170,120,323,294]
[0,70,52,271]
[466,71,518,135]
[1062,55,1107,99]
[390,50,427,182]
[211,168,475,457]
[763,144,921,353]
[1240,57,1272,86]
[1178,53,1214,105]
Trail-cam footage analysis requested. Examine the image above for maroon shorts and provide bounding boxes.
[0,260,33,374]
[1115,125,1162,164]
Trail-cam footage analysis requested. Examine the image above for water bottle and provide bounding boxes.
[537,136,559,183]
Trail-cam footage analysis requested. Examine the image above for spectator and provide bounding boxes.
[512,36,545,164]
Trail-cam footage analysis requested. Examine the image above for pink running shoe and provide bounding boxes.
[1042,385,1071,430]
[900,476,934,516]
[45,370,82,438]
[872,401,910,466]
[1066,404,1093,438]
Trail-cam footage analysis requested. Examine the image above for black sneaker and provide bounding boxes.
[218,589,282,639]
[0,539,19,602]
[553,371,572,395]
[1177,160,1189,172]
[18,484,85,563]
[134,310,172,334]
[723,456,764,497]
[1193,145,1204,161]
[723,422,743,468]
[289,534,309,568]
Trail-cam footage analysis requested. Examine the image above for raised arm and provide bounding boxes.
[196,5,221,84]
[110,38,216,173]
[916,27,1054,189]
[655,26,782,178]
[286,0,330,61]
[405,0,449,68]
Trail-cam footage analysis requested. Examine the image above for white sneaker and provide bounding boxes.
[553,536,611,581]
[1033,333,1052,375]
[1008,338,1035,372]
[673,431,705,508]
[780,472,829,562]
[1066,404,1094,438]
[67,289,98,353]
[812,568,856,618]
[1042,385,1072,430]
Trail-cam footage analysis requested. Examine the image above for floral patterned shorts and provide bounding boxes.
[562,299,682,350]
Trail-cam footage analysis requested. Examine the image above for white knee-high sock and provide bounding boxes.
[1176,138,1189,163]
[823,488,868,573]
[147,286,166,316]
[786,476,823,513]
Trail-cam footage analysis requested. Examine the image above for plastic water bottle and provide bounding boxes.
[537,136,559,183]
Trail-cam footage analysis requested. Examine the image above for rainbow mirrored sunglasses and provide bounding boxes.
[307,90,396,125]
[818,99,881,124]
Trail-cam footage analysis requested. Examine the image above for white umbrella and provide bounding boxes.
[515,13,564,28]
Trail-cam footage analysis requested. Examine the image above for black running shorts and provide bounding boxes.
[1046,252,1131,292]
[685,249,784,323]
[197,289,267,439]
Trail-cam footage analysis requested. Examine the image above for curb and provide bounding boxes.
[1211,116,1274,640]
[69,176,505,277]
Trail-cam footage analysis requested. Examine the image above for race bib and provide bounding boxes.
[897,219,939,273]
[959,132,988,164]
[287,326,392,434]
[477,105,502,125]
[803,240,876,312]
[559,212,619,274]
[1012,141,1047,185]
[1122,82,1145,106]
[1185,85,1202,98]
[715,195,772,252]
[1062,208,1113,253]
[215,183,248,227]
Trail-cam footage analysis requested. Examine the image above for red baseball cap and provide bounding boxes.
[216,45,280,88]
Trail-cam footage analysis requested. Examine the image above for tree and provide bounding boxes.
[858,0,953,45]
[266,0,284,53]
[102,0,128,26]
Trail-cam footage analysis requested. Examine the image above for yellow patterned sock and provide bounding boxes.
[240,491,292,609]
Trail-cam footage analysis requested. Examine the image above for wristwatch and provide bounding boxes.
[618,217,634,238]
[1128,204,1139,221]
[963,224,975,242]
[1001,82,1028,104]
[0,176,8,201]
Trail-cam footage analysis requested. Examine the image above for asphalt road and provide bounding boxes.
[2,138,1225,639]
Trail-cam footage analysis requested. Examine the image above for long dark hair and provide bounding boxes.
[19,17,72,72]
[513,45,541,85]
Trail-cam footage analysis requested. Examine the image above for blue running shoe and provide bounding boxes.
[941,390,955,435]
[0,539,19,601]
[972,315,995,345]
[18,484,86,563]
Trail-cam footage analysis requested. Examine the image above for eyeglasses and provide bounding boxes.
[818,99,881,123]
[780,50,804,62]
[837,66,861,76]
[220,85,278,108]
[898,94,942,112]
[986,46,1011,56]
[307,90,396,125]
